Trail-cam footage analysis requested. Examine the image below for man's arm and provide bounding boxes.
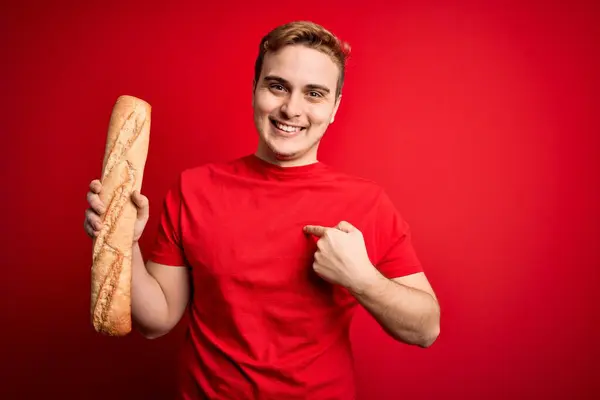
[304,221,440,348]
[131,242,191,339]
[349,271,440,348]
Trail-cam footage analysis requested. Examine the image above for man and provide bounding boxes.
[84,21,440,400]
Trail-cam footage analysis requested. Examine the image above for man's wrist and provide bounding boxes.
[348,264,388,297]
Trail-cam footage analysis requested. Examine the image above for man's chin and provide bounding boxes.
[259,136,319,164]
[265,141,302,159]
[273,150,299,160]
[271,148,302,159]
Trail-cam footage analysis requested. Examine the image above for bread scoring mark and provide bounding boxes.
[93,246,124,335]
[92,162,136,264]
[102,108,146,182]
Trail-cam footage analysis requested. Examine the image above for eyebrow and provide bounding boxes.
[263,75,331,94]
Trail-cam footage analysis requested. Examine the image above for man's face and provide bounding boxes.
[252,44,341,165]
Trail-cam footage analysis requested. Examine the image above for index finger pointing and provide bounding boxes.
[303,225,328,237]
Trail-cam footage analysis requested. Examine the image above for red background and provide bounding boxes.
[2,1,599,399]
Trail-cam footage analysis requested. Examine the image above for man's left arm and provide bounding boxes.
[350,270,440,348]
[304,221,440,348]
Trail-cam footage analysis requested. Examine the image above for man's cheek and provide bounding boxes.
[308,107,334,124]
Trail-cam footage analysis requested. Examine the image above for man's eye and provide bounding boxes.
[308,91,322,98]
[271,84,285,91]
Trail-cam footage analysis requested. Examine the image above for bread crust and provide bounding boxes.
[91,95,151,336]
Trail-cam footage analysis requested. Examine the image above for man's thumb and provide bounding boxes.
[335,220,356,233]
[132,191,149,213]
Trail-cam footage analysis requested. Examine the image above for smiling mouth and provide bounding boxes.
[270,118,306,134]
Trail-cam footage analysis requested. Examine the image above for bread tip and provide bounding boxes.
[115,94,152,110]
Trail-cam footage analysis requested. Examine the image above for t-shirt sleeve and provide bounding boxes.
[373,189,423,279]
[147,174,187,267]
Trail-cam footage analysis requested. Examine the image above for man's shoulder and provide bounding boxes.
[322,164,387,196]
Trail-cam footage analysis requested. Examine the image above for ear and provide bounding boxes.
[330,94,342,123]
[252,79,257,107]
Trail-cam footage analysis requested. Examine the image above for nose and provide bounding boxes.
[280,93,302,119]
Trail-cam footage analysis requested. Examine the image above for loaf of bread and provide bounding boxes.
[91,95,151,336]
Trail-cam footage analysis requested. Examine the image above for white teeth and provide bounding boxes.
[275,121,302,133]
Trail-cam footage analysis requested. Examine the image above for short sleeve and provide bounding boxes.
[374,189,423,278]
[147,174,187,267]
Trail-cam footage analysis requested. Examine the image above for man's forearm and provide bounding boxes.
[130,242,170,338]
[350,270,440,348]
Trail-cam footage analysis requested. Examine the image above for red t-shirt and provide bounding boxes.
[148,154,423,399]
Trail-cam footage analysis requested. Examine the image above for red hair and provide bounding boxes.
[254,21,351,97]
